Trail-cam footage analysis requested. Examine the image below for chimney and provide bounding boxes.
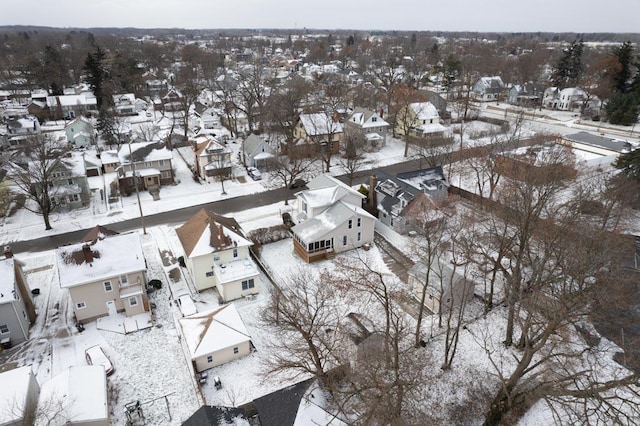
[4,246,13,259]
[379,108,384,118]
[82,243,93,263]
[368,175,378,210]
[218,223,225,244]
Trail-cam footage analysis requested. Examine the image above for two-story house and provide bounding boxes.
[176,209,260,302]
[375,167,449,235]
[291,174,376,263]
[507,83,545,108]
[29,153,91,211]
[344,108,389,149]
[0,247,37,347]
[194,137,232,184]
[56,231,150,322]
[161,88,184,113]
[64,116,96,148]
[290,112,343,157]
[115,141,174,196]
[394,102,451,140]
[472,76,505,102]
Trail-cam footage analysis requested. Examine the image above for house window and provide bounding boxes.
[67,178,74,185]
[206,271,214,277]
[104,281,113,292]
[120,274,128,285]
[357,232,361,242]
[213,253,220,261]
[233,248,238,258]
[343,236,347,246]
[372,117,377,122]
[158,160,165,166]
[357,218,361,227]
[207,355,213,363]
[76,302,86,309]
[0,325,8,334]
[348,219,352,229]
[242,279,255,290]
[302,202,307,213]
[68,194,79,203]
[233,347,239,354]
[129,296,138,307]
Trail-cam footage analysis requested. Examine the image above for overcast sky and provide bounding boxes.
[1,0,638,33]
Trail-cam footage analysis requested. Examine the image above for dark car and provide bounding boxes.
[290,178,306,189]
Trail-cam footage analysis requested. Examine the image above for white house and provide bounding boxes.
[0,366,39,426]
[344,108,389,149]
[178,304,252,372]
[36,366,109,426]
[291,174,376,263]
[175,209,260,301]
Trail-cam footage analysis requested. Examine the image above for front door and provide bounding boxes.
[106,300,117,316]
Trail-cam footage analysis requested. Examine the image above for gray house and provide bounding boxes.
[64,116,96,148]
[0,248,36,347]
[242,134,276,170]
[375,167,449,235]
[507,83,545,107]
[472,76,505,102]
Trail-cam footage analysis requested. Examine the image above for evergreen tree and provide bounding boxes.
[606,91,639,125]
[611,41,635,93]
[83,46,110,109]
[553,39,584,88]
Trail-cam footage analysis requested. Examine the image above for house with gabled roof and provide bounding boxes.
[290,112,343,157]
[115,141,174,196]
[344,108,389,149]
[55,232,150,322]
[395,102,451,140]
[472,76,505,102]
[374,167,449,235]
[242,133,276,170]
[291,174,376,263]
[175,209,260,301]
[194,136,232,184]
[0,247,37,346]
[178,304,252,372]
[64,116,96,148]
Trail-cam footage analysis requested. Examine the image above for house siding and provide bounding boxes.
[193,340,251,372]
[0,301,30,344]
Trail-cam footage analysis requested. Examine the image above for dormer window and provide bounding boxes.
[372,117,377,122]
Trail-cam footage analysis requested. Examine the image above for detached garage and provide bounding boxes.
[178,304,252,372]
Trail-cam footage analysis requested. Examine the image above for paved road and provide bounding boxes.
[8,160,426,254]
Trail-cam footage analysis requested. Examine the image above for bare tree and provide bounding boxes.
[337,132,369,186]
[266,76,313,143]
[261,268,344,384]
[267,154,317,205]
[8,134,67,230]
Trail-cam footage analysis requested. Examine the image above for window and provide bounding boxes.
[372,116,377,122]
[67,178,74,185]
[357,232,361,242]
[120,274,128,285]
[233,347,239,354]
[242,279,255,290]
[207,355,213,363]
[158,160,165,166]
[233,248,238,258]
[206,271,214,277]
[0,325,8,334]
[357,218,361,227]
[302,202,307,213]
[104,281,113,292]
[343,236,347,246]
[68,194,79,203]
[129,296,138,307]
[76,302,86,309]
[348,219,354,229]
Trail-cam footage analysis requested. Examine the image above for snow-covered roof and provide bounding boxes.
[0,257,17,304]
[410,102,439,120]
[99,150,120,165]
[0,366,36,425]
[56,232,146,288]
[299,113,343,136]
[347,108,389,129]
[179,304,251,358]
[292,201,374,243]
[176,209,252,258]
[117,141,172,164]
[36,366,108,425]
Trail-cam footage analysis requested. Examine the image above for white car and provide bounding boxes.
[247,167,262,181]
[85,345,114,376]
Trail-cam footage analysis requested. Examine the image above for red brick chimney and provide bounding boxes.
[4,246,13,259]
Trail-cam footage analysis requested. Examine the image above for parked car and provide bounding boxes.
[290,178,306,189]
[85,345,114,376]
[247,167,262,181]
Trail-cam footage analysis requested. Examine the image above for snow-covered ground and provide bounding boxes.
[1,111,637,424]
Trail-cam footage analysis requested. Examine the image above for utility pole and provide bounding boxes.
[127,140,147,235]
